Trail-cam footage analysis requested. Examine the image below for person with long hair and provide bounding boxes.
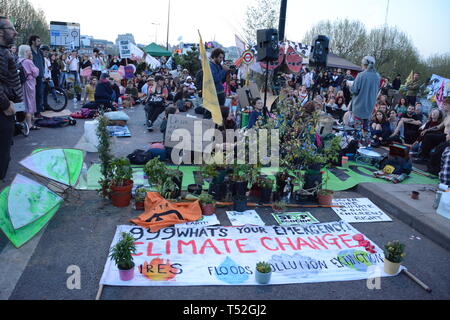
[411,108,444,152]
[370,111,391,147]
[247,98,270,129]
[395,97,408,117]
[18,45,40,130]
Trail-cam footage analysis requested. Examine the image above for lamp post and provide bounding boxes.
[166,0,171,50]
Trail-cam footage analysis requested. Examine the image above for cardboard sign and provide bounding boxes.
[119,40,132,59]
[100,222,403,287]
[226,210,265,226]
[164,114,215,153]
[237,84,261,108]
[332,198,392,223]
[272,212,319,226]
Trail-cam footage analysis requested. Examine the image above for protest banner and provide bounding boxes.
[164,114,216,152]
[427,74,450,107]
[237,83,261,108]
[175,215,220,228]
[119,40,132,59]
[226,210,266,226]
[331,198,392,223]
[100,222,403,286]
[272,212,319,226]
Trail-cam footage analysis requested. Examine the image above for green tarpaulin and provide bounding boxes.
[76,162,439,192]
[143,43,172,57]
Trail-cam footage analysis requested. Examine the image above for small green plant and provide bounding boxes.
[257,176,274,189]
[256,262,272,274]
[135,188,147,202]
[109,232,136,270]
[144,158,167,186]
[110,158,133,187]
[318,189,334,196]
[199,193,216,205]
[200,164,220,182]
[384,241,406,263]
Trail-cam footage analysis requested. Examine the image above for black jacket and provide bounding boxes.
[0,46,23,110]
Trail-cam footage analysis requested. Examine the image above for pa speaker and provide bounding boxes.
[257,29,279,62]
[311,35,330,68]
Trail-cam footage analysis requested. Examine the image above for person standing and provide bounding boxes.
[0,17,22,182]
[18,45,40,130]
[28,35,45,118]
[90,48,102,80]
[209,48,229,106]
[349,56,381,144]
[406,72,422,106]
[392,74,401,91]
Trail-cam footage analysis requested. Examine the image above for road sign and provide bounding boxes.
[242,50,255,65]
[50,21,80,48]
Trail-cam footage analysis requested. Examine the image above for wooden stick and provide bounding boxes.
[95,284,104,300]
[402,269,432,293]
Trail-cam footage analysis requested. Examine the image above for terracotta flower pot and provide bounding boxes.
[201,203,216,216]
[384,259,401,275]
[111,180,133,208]
[135,201,145,211]
[318,191,334,206]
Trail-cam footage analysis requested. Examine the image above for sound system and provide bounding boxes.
[257,29,279,62]
[310,35,330,68]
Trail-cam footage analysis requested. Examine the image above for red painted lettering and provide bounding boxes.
[236,239,257,254]
[322,234,343,249]
[199,239,222,255]
[275,237,298,251]
[216,239,233,253]
[147,242,161,256]
[296,237,319,250]
[177,240,198,255]
[338,234,359,249]
[261,237,279,251]
[132,242,144,256]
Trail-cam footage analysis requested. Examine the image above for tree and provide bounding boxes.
[175,45,201,76]
[302,19,367,63]
[243,0,281,46]
[0,0,49,46]
[425,53,450,79]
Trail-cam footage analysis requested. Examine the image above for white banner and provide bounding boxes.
[332,198,392,223]
[100,222,401,286]
[226,210,265,226]
[272,212,319,226]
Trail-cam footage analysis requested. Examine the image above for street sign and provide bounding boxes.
[242,49,255,65]
[50,21,80,48]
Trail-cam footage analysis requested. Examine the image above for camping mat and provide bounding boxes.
[76,162,439,192]
[0,187,61,248]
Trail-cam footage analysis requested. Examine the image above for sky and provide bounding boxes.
[29,0,450,58]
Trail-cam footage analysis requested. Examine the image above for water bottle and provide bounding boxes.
[73,97,78,108]
[118,97,123,110]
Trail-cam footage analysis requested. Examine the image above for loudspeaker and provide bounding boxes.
[311,35,330,68]
[257,29,279,62]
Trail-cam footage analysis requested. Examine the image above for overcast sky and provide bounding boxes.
[29,0,450,58]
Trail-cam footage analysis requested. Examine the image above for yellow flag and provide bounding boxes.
[199,31,223,126]
[406,70,414,85]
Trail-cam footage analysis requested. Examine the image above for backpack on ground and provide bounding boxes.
[34,116,76,128]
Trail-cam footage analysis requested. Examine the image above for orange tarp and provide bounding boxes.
[130,192,202,232]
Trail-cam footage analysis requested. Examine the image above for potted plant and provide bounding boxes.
[109,158,133,207]
[144,158,182,200]
[258,176,274,204]
[199,193,216,216]
[134,188,147,210]
[383,240,406,275]
[96,115,113,199]
[109,232,137,281]
[255,261,272,285]
[317,170,334,206]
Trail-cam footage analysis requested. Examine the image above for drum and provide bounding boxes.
[357,148,383,166]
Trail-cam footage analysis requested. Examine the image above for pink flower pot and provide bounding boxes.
[201,203,216,216]
[119,267,135,281]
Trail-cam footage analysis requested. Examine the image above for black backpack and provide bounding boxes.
[127,149,153,165]
[17,60,27,85]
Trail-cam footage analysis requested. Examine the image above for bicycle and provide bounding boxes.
[44,80,68,112]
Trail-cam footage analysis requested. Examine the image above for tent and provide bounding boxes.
[143,43,172,57]
[327,53,362,72]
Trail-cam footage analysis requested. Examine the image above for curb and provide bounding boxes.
[357,183,450,251]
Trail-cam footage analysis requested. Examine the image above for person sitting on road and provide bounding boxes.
[370,110,391,147]
[94,73,116,111]
[390,105,422,145]
[83,76,97,105]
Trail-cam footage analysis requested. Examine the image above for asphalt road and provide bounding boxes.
[1,101,449,300]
